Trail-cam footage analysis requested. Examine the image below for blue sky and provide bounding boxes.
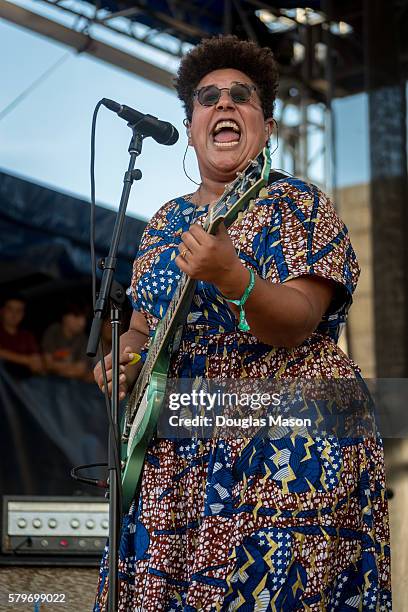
[0,13,369,221]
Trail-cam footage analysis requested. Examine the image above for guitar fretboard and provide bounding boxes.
[125,149,271,425]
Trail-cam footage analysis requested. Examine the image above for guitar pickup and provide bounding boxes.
[121,419,131,441]
[170,325,184,354]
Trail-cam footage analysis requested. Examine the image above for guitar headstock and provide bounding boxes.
[205,147,271,233]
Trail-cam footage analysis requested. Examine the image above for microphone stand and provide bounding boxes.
[87,125,144,612]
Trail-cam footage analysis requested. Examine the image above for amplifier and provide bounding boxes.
[1,496,109,562]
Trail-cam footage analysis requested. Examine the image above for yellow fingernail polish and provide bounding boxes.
[128,353,141,365]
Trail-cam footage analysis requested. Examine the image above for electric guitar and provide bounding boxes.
[121,147,272,512]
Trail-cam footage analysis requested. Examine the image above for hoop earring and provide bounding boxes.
[268,118,279,157]
[182,143,201,186]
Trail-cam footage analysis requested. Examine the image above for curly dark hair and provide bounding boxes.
[174,35,279,122]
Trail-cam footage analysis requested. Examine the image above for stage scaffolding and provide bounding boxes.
[2,0,408,374]
[0,0,373,187]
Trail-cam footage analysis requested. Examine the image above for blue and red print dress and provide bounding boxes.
[94,177,391,611]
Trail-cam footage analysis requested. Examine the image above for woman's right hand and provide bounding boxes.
[94,345,139,400]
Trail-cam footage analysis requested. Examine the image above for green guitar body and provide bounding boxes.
[121,350,170,512]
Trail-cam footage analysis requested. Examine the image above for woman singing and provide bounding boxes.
[94,35,391,611]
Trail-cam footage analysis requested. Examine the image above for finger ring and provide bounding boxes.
[181,248,188,258]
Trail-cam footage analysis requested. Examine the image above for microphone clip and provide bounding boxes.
[124,168,143,182]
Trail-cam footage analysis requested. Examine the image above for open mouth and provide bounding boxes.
[212,120,241,148]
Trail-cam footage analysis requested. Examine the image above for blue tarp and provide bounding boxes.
[82,0,321,45]
[0,169,147,288]
[0,171,146,497]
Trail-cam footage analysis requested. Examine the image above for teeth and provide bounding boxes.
[214,141,240,148]
[213,120,240,134]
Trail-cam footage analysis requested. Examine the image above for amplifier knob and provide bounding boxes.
[17,518,27,529]
[101,519,109,530]
[70,518,80,529]
[48,518,57,529]
[33,518,42,529]
[86,519,95,529]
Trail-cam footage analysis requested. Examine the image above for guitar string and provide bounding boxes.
[128,157,262,426]
[129,157,264,456]
[129,155,263,419]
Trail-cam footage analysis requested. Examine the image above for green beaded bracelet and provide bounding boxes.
[222,268,256,332]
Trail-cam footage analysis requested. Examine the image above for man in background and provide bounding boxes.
[42,304,91,380]
[0,294,43,377]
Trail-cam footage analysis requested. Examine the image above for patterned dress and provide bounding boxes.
[94,177,391,611]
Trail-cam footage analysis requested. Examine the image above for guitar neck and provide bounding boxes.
[127,148,272,414]
[128,272,196,408]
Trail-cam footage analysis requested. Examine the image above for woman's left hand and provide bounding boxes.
[175,222,244,288]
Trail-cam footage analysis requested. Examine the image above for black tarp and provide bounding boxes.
[0,362,108,497]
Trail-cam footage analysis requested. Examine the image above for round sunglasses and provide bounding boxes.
[193,83,257,107]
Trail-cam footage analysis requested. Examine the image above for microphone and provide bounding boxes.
[101,98,179,145]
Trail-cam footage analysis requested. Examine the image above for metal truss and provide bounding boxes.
[2,0,407,188]
[275,96,329,192]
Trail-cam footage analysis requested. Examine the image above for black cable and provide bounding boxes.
[90,101,103,309]
[182,142,201,186]
[71,462,108,488]
[90,103,123,514]
[13,537,33,554]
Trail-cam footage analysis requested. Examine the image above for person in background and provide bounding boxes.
[98,318,113,359]
[0,293,43,377]
[85,318,113,383]
[42,304,91,380]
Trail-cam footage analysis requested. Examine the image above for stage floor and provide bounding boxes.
[0,443,405,611]
[0,566,98,610]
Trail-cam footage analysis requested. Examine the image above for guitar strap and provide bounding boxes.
[268,169,287,184]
